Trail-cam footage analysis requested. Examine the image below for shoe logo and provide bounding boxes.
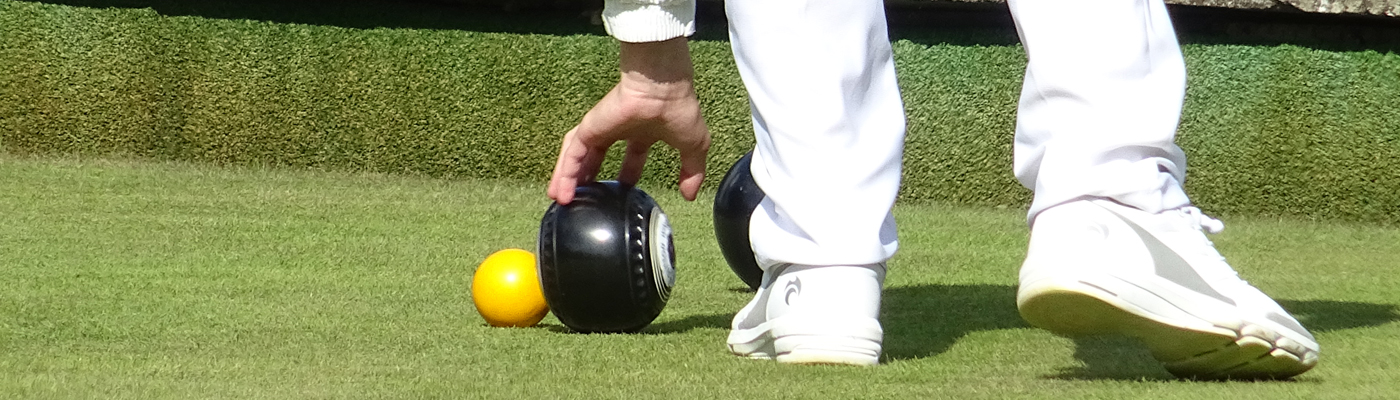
[1108,210,1236,306]
[784,277,802,306]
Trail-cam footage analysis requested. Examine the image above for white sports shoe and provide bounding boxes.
[726,264,885,366]
[1018,199,1319,379]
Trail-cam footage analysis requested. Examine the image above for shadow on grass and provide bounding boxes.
[1047,299,1400,381]
[1049,335,1181,382]
[880,283,1029,361]
[541,283,1397,381]
[536,313,731,335]
[646,313,732,334]
[878,283,1399,380]
[1282,299,1400,333]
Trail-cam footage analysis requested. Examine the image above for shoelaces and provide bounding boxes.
[1181,207,1225,234]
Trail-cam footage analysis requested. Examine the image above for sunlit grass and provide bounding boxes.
[2,154,1396,399]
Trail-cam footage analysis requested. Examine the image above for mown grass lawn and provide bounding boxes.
[2,155,1397,399]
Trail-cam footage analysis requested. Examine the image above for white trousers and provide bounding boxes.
[727,0,1191,269]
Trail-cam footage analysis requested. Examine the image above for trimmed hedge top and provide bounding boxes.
[3,0,1398,223]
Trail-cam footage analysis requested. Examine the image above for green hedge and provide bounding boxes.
[3,0,1398,223]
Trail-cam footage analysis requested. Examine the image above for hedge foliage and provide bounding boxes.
[3,0,1398,223]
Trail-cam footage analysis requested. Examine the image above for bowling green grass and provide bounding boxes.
[2,154,1398,399]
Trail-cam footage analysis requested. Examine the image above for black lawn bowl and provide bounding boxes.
[713,151,765,291]
[537,181,676,333]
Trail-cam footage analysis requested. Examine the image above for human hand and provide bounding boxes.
[547,37,711,205]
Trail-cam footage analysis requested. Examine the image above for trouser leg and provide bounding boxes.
[725,0,907,269]
[1009,0,1192,222]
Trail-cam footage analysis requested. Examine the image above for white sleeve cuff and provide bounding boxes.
[602,0,696,43]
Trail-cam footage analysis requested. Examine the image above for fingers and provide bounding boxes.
[675,138,709,202]
[546,138,578,204]
[549,78,711,205]
[616,140,653,186]
[554,135,705,204]
[548,128,602,205]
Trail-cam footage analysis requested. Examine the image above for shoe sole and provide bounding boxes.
[728,315,883,366]
[1019,275,1317,380]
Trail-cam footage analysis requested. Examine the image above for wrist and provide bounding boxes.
[618,37,695,100]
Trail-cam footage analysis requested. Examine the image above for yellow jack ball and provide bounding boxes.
[472,249,549,327]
